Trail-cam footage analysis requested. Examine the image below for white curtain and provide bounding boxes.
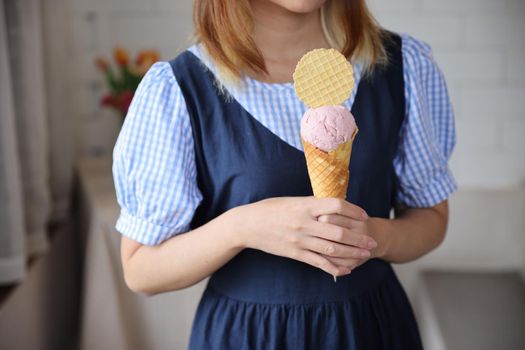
[0,0,64,284]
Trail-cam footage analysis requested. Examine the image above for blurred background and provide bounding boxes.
[0,0,524,349]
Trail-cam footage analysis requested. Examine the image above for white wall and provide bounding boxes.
[369,0,525,188]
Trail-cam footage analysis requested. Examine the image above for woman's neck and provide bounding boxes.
[250,1,330,83]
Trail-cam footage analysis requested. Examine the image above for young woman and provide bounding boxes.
[112,0,457,348]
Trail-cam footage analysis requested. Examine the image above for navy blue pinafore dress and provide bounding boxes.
[169,34,424,350]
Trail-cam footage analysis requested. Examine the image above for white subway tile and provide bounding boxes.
[71,0,156,14]
[71,82,104,117]
[455,153,525,187]
[375,14,463,49]
[69,12,115,57]
[502,120,525,153]
[156,0,193,13]
[460,86,525,120]
[108,14,193,52]
[505,53,525,82]
[508,0,525,12]
[368,0,419,13]
[455,119,501,153]
[434,51,505,82]
[427,189,525,270]
[422,0,508,13]
[465,15,525,49]
[70,52,103,82]
[69,13,100,54]
[75,110,122,157]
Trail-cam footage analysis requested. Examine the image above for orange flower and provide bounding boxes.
[95,57,110,71]
[132,50,160,75]
[135,50,160,66]
[114,47,129,66]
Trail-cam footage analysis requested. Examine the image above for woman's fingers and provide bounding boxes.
[318,214,367,231]
[310,198,368,220]
[310,221,376,249]
[300,236,372,259]
[323,255,364,271]
[292,249,349,276]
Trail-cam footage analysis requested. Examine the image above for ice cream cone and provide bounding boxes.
[293,48,358,282]
[301,129,357,199]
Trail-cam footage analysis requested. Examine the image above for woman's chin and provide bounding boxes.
[265,0,327,14]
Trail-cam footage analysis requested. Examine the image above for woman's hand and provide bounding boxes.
[232,197,378,277]
[317,214,378,272]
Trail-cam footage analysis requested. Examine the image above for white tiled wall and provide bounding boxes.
[369,0,525,188]
[69,0,525,188]
[68,0,194,157]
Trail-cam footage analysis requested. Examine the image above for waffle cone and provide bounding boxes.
[302,130,357,198]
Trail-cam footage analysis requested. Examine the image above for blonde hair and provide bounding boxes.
[193,0,388,85]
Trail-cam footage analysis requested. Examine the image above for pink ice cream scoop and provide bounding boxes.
[300,105,357,152]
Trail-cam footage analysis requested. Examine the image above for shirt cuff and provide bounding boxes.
[115,208,188,246]
[396,168,458,208]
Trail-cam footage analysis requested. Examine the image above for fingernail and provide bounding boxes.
[361,250,371,258]
[362,211,369,220]
[368,240,378,249]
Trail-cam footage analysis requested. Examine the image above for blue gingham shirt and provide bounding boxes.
[113,34,458,246]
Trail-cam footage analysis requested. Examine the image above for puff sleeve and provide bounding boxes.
[394,34,458,207]
[112,62,203,245]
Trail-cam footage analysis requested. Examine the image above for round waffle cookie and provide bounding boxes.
[293,48,354,108]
